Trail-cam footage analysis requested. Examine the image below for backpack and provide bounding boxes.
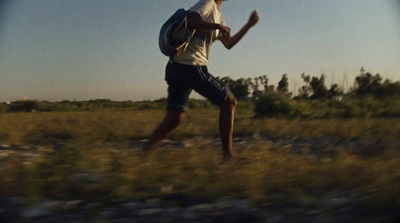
[159,9,196,58]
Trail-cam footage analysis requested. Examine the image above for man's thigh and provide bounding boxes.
[192,69,232,106]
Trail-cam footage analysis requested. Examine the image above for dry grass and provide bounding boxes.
[1,143,400,207]
[1,108,399,145]
[0,108,399,208]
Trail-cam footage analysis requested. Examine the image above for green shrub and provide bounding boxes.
[188,99,212,108]
[254,94,297,117]
[237,100,254,111]
[378,95,400,117]
[343,102,363,118]
[136,98,167,110]
[342,95,387,118]
[0,103,9,113]
[7,100,40,112]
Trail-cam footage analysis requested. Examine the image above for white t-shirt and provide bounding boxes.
[173,0,226,66]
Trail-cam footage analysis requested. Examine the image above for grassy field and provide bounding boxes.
[1,107,399,144]
[0,107,399,210]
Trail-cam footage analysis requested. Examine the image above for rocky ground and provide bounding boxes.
[1,135,399,166]
[1,136,399,223]
[1,191,399,223]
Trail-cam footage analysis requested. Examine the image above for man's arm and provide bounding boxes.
[220,11,259,50]
[187,12,231,39]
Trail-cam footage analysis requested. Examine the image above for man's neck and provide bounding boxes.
[214,0,223,10]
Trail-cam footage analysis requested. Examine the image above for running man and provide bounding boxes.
[144,0,259,160]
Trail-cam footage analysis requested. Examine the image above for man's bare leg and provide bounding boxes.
[143,111,185,157]
[219,95,238,160]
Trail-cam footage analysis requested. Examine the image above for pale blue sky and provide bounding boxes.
[1,0,399,101]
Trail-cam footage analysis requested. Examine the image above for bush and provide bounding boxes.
[0,103,9,113]
[136,98,167,110]
[188,99,212,108]
[237,100,254,111]
[7,100,40,112]
[343,102,363,118]
[254,94,297,117]
[341,95,384,118]
[378,95,400,117]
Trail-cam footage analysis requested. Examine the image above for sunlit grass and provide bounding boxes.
[1,143,400,208]
[1,108,399,146]
[0,108,399,209]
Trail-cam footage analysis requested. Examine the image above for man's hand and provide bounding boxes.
[219,10,259,50]
[248,11,259,27]
[219,24,231,40]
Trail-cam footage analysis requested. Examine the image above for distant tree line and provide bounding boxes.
[212,67,400,118]
[0,99,137,113]
[215,67,400,101]
[1,67,399,117]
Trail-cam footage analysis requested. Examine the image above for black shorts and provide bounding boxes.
[165,61,232,112]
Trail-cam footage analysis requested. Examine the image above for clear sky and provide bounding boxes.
[1,0,399,102]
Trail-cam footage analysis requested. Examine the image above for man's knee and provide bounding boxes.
[222,95,237,109]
